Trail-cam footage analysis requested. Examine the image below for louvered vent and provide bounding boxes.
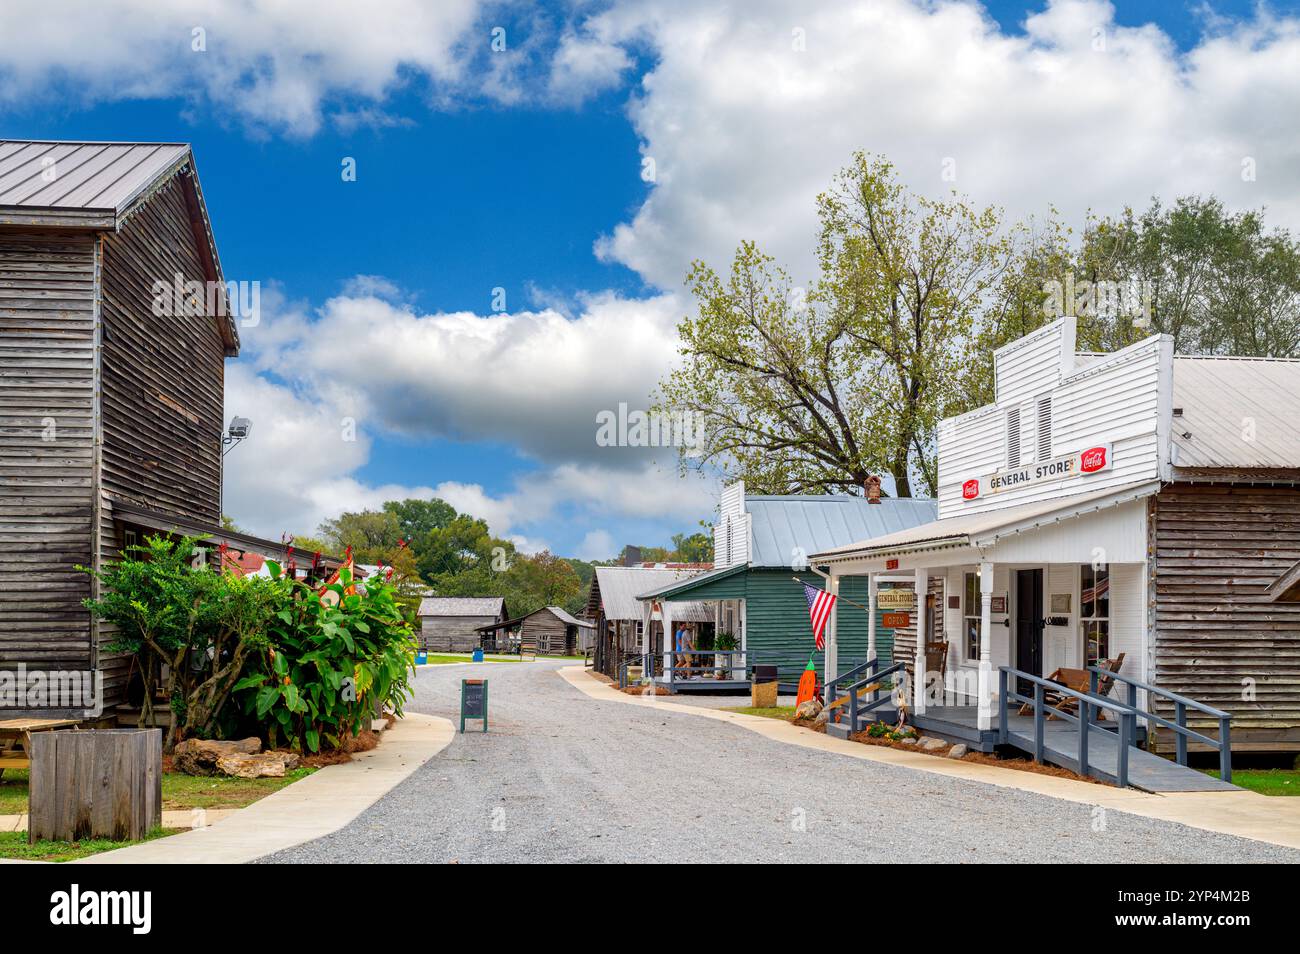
[1006,408,1021,468]
[1037,396,1053,460]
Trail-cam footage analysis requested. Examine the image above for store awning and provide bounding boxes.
[811,479,1161,564]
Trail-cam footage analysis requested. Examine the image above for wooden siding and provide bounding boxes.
[890,576,945,683]
[1152,484,1300,749]
[0,232,97,671]
[422,615,499,653]
[520,609,575,656]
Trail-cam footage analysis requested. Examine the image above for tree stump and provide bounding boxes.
[28,728,162,844]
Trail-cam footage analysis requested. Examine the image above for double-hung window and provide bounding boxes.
[963,572,980,661]
[1081,564,1111,665]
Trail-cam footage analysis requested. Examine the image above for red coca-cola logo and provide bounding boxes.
[962,479,980,500]
[1079,446,1108,473]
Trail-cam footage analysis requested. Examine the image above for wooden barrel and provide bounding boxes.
[28,728,162,844]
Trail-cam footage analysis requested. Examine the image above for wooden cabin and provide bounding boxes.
[0,140,248,715]
[418,597,508,652]
[476,605,594,656]
[587,564,712,677]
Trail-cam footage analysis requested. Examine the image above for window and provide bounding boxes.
[1036,395,1052,460]
[963,572,980,661]
[1081,564,1111,665]
[1006,408,1021,468]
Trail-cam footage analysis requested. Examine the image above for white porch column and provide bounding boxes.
[978,561,994,730]
[913,567,928,715]
[866,573,878,665]
[661,601,674,683]
[824,570,840,704]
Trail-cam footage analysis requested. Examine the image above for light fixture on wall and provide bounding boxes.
[223,416,252,456]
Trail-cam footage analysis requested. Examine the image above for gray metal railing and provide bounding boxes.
[663,650,745,684]
[1087,666,1232,783]
[830,658,906,734]
[999,666,1140,788]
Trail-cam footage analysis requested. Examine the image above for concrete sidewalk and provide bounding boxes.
[71,712,454,864]
[560,667,1300,852]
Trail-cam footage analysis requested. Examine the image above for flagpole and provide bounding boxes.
[791,576,873,613]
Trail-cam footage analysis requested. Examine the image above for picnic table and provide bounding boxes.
[0,718,80,776]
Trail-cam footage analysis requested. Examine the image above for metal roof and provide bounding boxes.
[747,495,938,567]
[548,606,594,627]
[636,562,748,601]
[0,141,191,220]
[591,566,713,621]
[1172,355,1300,470]
[812,480,1159,562]
[418,597,506,618]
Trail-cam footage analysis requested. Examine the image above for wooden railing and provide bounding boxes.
[663,650,745,684]
[829,658,906,733]
[1087,666,1232,783]
[999,666,1139,788]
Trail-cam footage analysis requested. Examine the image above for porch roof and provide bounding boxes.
[810,479,1160,564]
[636,561,748,601]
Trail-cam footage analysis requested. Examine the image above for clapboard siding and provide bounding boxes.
[422,615,499,652]
[98,175,225,525]
[0,232,97,667]
[1152,484,1300,746]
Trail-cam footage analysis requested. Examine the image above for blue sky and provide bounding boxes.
[4,0,1299,558]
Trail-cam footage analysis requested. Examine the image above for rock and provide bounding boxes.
[946,744,969,759]
[173,737,261,776]
[813,708,830,726]
[899,737,918,745]
[216,751,298,779]
[794,699,823,720]
[920,737,949,752]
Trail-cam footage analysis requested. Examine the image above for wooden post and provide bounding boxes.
[866,573,878,665]
[977,561,994,730]
[824,571,840,705]
[29,729,161,844]
[913,567,928,715]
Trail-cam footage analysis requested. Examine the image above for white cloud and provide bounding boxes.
[0,0,484,136]
[577,529,615,561]
[584,0,1300,289]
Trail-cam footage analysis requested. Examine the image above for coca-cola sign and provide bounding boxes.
[959,442,1113,500]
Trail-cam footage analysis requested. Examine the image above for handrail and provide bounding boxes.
[999,666,1138,788]
[827,658,877,693]
[834,660,906,734]
[1087,665,1232,783]
[663,650,745,684]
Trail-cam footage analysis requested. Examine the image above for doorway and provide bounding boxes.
[1014,568,1044,693]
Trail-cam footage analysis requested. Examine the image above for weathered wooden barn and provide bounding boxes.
[587,564,712,677]
[0,140,259,715]
[418,597,508,652]
[476,605,593,656]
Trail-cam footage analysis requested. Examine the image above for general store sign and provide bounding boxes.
[876,590,915,609]
[961,443,1112,501]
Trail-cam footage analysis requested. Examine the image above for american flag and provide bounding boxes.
[803,583,837,651]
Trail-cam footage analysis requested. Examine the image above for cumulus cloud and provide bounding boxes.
[585,0,1300,289]
[0,0,484,136]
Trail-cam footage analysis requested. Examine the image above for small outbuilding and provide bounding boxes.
[418,597,508,653]
[476,606,594,656]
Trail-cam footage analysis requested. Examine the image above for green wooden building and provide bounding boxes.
[636,484,937,690]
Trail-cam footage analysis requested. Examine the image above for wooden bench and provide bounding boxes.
[0,718,81,776]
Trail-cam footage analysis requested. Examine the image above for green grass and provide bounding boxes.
[0,827,181,862]
[721,705,798,722]
[1203,767,1300,796]
[420,653,519,665]
[0,766,317,815]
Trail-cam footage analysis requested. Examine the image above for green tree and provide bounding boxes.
[318,509,401,563]
[383,498,457,542]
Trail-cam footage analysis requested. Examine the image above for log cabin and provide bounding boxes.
[475,606,594,656]
[0,140,337,718]
[418,597,508,652]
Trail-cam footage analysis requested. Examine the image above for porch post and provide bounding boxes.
[866,573,878,665]
[662,601,674,685]
[978,561,994,730]
[913,567,928,715]
[824,570,840,705]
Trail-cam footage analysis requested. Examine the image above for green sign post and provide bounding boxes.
[460,678,488,733]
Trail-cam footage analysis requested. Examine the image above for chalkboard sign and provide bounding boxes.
[460,679,489,733]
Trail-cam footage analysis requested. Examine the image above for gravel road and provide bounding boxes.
[261,658,1300,864]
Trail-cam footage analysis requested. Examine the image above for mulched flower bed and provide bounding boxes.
[621,684,672,696]
[847,727,1105,785]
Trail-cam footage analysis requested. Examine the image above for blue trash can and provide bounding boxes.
[472,648,484,662]
[414,650,427,665]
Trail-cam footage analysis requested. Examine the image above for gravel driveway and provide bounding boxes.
[261,659,1300,863]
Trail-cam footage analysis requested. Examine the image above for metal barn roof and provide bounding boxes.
[1172,356,1300,470]
[0,141,192,225]
[418,597,506,618]
[746,495,938,567]
[591,566,713,621]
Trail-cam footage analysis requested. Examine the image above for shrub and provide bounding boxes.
[231,563,416,753]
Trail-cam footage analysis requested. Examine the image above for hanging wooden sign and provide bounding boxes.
[882,612,910,629]
[876,589,914,609]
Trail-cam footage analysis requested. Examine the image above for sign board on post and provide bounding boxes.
[460,678,488,733]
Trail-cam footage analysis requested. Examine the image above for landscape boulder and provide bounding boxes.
[794,699,823,720]
[173,737,262,776]
[919,737,949,752]
[215,751,300,779]
[946,744,969,759]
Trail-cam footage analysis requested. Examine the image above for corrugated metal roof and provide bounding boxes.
[812,480,1159,562]
[636,562,748,601]
[548,606,594,627]
[418,597,505,617]
[747,495,938,567]
[1172,356,1300,469]
[591,566,713,621]
[0,141,190,213]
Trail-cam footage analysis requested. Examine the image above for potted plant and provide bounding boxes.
[714,630,739,678]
